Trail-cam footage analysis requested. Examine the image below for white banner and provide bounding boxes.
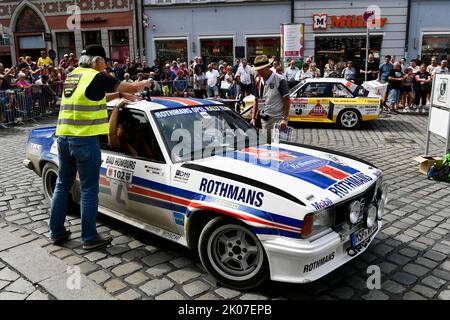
[281,24,304,59]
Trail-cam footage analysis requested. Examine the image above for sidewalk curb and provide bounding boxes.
[0,228,114,300]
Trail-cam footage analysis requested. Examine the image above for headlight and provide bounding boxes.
[365,206,377,228]
[349,200,361,224]
[302,208,333,239]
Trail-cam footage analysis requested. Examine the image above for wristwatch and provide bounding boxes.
[282,115,288,121]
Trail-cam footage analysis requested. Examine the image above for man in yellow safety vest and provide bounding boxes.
[50,44,151,250]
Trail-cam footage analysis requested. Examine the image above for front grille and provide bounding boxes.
[333,183,377,227]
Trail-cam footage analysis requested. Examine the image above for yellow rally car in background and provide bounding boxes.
[241,78,387,129]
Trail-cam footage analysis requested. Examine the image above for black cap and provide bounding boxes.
[81,44,111,61]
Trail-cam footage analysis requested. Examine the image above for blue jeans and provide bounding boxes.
[50,136,101,243]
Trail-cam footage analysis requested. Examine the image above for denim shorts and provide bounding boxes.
[387,88,400,105]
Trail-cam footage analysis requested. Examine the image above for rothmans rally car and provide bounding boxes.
[241,78,387,129]
[24,95,387,289]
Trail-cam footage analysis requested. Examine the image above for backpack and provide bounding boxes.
[428,154,450,182]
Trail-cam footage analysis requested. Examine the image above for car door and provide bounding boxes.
[289,82,334,122]
[99,108,179,234]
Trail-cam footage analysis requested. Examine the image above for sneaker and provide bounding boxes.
[50,230,72,245]
[0,123,8,129]
[421,108,426,114]
[82,234,113,251]
[414,108,420,113]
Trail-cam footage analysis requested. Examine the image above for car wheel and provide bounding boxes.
[198,216,268,290]
[42,162,78,213]
[337,109,360,129]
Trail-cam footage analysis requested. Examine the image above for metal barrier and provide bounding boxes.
[0,85,61,126]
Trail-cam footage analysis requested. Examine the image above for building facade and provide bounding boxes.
[143,0,291,65]
[0,0,143,67]
[407,0,450,64]
[294,0,409,72]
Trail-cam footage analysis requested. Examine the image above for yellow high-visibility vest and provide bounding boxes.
[56,67,109,136]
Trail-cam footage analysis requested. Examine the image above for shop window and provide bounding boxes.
[109,30,130,64]
[82,31,102,47]
[56,32,75,60]
[200,38,233,65]
[247,37,280,64]
[421,34,450,65]
[314,35,382,78]
[15,7,45,33]
[154,39,188,64]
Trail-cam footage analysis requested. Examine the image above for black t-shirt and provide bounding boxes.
[150,66,161,80]
[85,72,121,101]
[367,61,379,81]
[416,71,430,81]
[388,69,403,89]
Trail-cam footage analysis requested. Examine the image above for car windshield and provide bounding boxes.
[153,105,264,163]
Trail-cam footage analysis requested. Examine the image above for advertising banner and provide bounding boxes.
[280,23,304,69]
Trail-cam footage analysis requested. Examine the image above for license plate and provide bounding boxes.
[351,225,378,248]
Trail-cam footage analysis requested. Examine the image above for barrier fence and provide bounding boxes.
[0,79,242,126]
[0,85,62,126]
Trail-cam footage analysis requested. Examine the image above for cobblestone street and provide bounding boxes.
[1,113,450,300]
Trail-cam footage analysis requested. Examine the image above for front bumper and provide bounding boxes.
[262,221,381,283]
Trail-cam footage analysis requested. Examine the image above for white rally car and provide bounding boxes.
[24,95,387,289]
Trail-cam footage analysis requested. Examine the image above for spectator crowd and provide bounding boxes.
[1,48,449,128]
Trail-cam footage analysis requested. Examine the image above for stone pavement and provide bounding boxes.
[0,113,449,300]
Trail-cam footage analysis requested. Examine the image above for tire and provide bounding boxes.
[198,216,268,290]
[42,162,78,213]
[337,109,361,129]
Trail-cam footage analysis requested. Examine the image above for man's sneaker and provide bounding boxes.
[0,123,8,129]
[82,234,113,251]
[421,108,427,114]
[50,230,72,245]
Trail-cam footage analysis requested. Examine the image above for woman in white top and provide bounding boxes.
[294,63,313,81]
[310,63,321,78]
[193,67,207,98]
[224,66,236,99]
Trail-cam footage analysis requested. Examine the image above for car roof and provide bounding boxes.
[303,78,348,84]
[107,97,224,112]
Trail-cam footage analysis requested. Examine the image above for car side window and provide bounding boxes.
[333,84,353,98]
[297,83,333,98]
[103,109,164,163]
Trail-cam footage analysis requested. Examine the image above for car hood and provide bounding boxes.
[186,143,381,209]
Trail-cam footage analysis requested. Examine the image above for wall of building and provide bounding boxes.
[0,0,136,65]
[294,0,409,60]
[144,1,291,63]
[408,0,450,61]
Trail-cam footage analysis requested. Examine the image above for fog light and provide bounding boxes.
[349,200,361,224]
[366,206,377,228]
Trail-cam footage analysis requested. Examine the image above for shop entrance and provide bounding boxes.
[314,35,382,80]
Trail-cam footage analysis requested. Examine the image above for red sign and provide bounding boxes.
[312,14,387,30]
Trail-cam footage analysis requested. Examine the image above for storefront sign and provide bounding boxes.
[280,23,304,58]
[80,17,107,24]
[312,14,387,30]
